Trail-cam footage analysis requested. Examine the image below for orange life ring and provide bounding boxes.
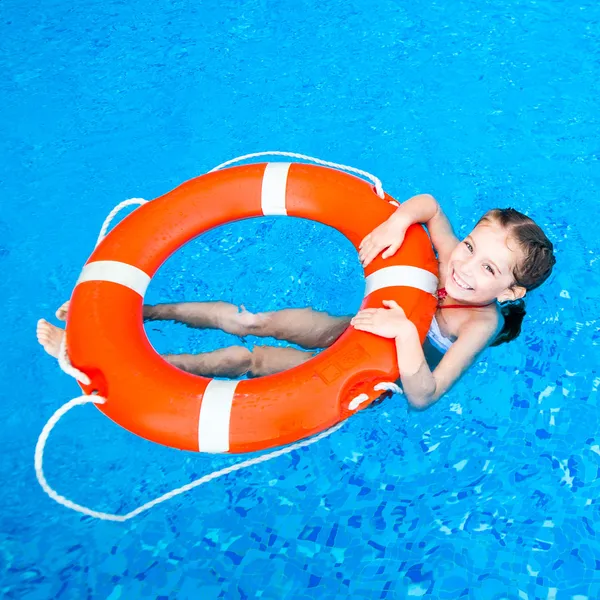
[66,163,438,454]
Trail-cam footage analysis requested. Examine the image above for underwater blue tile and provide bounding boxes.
[437,578,469,600]
[5,0,600,598]
[470,574,513,599]
[367,540,386,558]
[347,514,362,528]
[325,523,339,547]
[223,550,243,566]
[298,524,322,543]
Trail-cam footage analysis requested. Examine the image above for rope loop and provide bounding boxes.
[374,381,402,395]
[39,153,382,519]
[209,151,385,199]
[348,380,402,411]
[35,396,343,521]
[57,336,90,386]
[95,198,148,248]
[56,197,149,384]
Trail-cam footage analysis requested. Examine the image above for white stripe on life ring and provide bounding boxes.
[364,265,438,297]
[76,261,152,298]
[261,162,291,216]
[198,379,239,453]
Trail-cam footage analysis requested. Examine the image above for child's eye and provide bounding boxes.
[484,264,495,275]
[463,241,473,252]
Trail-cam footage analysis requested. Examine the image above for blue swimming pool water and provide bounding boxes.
[2,0,599,597]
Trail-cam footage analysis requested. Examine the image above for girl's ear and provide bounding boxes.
[498,285,526,304]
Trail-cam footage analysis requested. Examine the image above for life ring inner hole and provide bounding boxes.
[143,215,365,377]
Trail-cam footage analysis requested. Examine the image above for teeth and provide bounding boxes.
[453,270,472,290]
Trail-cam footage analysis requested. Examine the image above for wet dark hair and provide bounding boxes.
[478,208,556,346]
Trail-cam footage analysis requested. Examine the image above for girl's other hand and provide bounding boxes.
[358,215,408,267]
[351,300,417,340]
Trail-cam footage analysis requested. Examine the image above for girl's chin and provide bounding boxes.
[446,282,476,301]
[445,279,467,297]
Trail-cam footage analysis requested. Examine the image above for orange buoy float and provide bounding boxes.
[66,162,438,454]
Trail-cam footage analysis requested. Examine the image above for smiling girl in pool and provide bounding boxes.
[37,196,555,410]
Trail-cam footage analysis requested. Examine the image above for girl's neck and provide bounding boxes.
[436,287,496,310]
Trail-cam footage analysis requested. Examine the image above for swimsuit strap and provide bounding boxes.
[439,303,494,310]
[436,288,494,310]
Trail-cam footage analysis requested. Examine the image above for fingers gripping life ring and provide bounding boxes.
[66,163,438,453]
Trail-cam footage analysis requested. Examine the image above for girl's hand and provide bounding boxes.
[351,300,418,340]
[359,213,408,267]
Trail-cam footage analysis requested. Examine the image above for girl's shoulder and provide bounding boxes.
[455,304,503,345]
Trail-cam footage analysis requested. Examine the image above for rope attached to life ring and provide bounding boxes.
[35,394,344,522]
[35,153,399,520]
[210,151,386,199]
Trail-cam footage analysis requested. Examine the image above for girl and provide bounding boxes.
[37,195,555,409]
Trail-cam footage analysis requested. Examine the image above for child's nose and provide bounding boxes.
[462,257,476,275]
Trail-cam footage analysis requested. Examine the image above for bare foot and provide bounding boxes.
[56,300,70,322]
[37,319,65,358]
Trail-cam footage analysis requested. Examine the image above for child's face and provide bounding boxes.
[445,220,526,304]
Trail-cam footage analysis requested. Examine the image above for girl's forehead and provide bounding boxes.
[471,222,523,267]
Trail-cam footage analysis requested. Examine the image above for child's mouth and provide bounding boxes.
[452,269,474,291]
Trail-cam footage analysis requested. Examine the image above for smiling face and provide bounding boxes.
[444,220,527,304]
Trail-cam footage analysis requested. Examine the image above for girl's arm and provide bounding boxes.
[396,318,498,409]
[351,302,499,409]
[360,194,460,267]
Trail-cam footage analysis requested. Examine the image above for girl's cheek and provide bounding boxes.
[476,275,488,291]
[450,251,463,265]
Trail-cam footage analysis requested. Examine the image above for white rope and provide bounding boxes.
[374,381,402,395]
[55,198,149,384]
[57,336,90,386]
[348,380,402,410]
[209,151,385,199]
[95,198,148,248]
[41,154,385,519]
[348,393,370,411]
[35,395,344,521]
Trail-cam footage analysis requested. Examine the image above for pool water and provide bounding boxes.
[1,0,599,597]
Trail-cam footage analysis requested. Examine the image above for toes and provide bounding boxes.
[37,329,53,345]
[36,319,61,340]
[56,300,70,321]
[36,319,64,358]
[36,318,49,338]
